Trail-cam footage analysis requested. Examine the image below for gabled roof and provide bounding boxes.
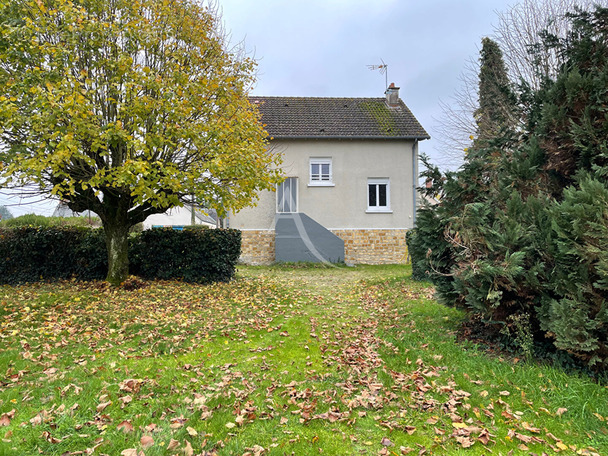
[250,96,430,140]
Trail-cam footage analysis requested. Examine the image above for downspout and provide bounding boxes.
[412,139,419,227]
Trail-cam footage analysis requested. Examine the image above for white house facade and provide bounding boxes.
[143,206,217,229]
[229,84,429,264]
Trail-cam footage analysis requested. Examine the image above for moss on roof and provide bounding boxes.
[359,101,399,137]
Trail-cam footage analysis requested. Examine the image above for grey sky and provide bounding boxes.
[220,0,515,164]
[1,0,514,216]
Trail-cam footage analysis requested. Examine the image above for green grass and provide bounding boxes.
[0,265,606,455]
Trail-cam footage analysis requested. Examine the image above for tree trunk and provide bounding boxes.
[104,220,130,286]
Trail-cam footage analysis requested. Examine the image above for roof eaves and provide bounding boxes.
[269,134,431,141]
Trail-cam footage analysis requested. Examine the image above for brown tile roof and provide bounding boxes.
[250,96,430,140]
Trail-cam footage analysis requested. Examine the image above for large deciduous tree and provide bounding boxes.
[0,0,282,285]
[494,0,596,90]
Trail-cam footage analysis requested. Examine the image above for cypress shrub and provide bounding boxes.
[413,7,608,369]
[405,229,426,281]
[539,177,608,367]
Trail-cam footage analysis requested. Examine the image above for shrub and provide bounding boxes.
[0,226,106,283]
[130,227,241,283]
[0,226,241,284]
[0,214,100,228]
[412,7,608,369]
[539,177,608,367]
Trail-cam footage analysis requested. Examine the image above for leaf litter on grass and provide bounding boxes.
[0,266,606,455]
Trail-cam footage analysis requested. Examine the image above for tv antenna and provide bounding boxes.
[367,59,388,90]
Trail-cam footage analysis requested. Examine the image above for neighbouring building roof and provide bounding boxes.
[250,95,430,140]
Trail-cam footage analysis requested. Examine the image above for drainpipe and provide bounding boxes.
[412,139,419,227]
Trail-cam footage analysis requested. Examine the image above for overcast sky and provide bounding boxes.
[220,0,515,160]
[1,0,515,216]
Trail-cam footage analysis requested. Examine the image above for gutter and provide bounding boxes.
[412,139,419,227]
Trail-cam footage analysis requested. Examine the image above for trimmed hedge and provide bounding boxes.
[131,227,241,283]
[0,226,107,283]
[0,226,241,284]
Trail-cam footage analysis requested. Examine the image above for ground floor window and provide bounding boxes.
[277,177,298,213]
[367,178,390,212]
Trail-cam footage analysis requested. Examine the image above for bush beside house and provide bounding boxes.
[0,226,241,284]
[410,7,608,370]
[131,227,241,283]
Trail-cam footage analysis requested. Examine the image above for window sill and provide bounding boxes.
[308,182,335,187]
[366,209,393,214]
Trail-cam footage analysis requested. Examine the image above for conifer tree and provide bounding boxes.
[474,38,517,146]
[0,205,13,221]
[411,6,608,368]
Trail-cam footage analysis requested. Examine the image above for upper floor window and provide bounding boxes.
[367,178,391,212]
[309,158,333,186]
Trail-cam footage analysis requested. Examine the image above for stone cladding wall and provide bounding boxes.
[239,228,409,265]
[239,230,275,265]
[331,229,409,264]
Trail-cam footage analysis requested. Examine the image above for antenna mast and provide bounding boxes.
[367,59,388,90]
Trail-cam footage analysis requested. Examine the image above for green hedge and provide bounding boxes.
[0,226,107,283]
[130,227,241,283]
[0,226,241,284]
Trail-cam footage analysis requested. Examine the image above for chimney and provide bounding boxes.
[385,82,400,107]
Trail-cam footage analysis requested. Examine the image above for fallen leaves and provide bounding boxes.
[381,436,394,446]
[0,409,15,426]
[120,449,144,456]
[167,438,180,450]
[140,435,154,449]
[0,273,603,456]
[96,400,112,413]
[117,420,134,433]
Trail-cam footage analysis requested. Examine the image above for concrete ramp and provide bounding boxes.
[275,213,344,263]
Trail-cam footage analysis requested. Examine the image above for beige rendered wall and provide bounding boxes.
[229,139,417,231]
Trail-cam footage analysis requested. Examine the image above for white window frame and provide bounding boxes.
[366,178,392,213]
[309,158,334,187]
[277,177,298,213]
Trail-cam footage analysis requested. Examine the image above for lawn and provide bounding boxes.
[0,264,606,455]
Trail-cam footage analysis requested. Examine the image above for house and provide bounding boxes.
[143,206,218,230]
[54,201,217,230]
[228,83,430,265]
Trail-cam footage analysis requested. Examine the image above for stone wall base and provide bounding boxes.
[332,229,409,265]
[239,230,275,265]
[239,228,408,265]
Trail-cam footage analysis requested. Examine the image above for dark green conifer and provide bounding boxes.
[474,38,517,146]
[411,6,608,369]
